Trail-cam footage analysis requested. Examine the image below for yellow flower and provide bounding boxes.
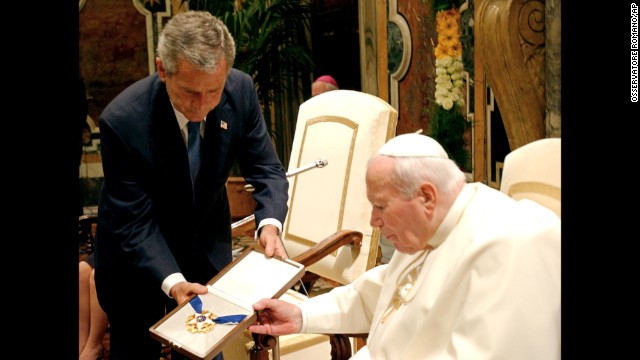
[448,42,462,57]
[439,33,456,47]
[436,18,456,34]
[444,7,461,21]
[434,45,449,59]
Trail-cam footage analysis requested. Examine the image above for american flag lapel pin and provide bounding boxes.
[220,120,228,130]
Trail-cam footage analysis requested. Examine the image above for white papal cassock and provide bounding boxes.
[298,183,561,360]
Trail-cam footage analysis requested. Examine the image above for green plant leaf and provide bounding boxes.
[427,105,472,171]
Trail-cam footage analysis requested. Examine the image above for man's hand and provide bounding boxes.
[169,281,209,305]
[259,224,287,259]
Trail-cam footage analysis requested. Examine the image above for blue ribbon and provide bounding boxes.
[213,314,247,324]
[188,296,247,324]
[189,296,203,313]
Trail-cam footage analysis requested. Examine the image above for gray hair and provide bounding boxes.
[156,11,236,76]
[370,154,467,200]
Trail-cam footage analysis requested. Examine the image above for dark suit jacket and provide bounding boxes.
[94,69,288,313]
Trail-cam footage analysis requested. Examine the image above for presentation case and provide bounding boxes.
[149,246,305,360]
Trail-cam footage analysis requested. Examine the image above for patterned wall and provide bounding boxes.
[396,0,437,136]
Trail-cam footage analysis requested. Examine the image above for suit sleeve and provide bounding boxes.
[98,111,181,287]
[232,72,289,226]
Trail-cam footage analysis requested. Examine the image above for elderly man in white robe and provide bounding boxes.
[249,133,561,360]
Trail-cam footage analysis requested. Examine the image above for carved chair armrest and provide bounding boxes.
[231,214,257,238]
[291,230,363,267]
[232,215,363,269]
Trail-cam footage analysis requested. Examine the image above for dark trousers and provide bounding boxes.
[106,286,166,360]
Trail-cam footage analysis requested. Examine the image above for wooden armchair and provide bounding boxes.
[223,90,398,360]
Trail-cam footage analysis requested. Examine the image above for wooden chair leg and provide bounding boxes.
[329,334,353,360]
[250,333,277,360]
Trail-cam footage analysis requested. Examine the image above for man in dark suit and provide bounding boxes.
[94,11,289,360]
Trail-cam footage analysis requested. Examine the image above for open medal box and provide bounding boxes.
[149,246,305,360]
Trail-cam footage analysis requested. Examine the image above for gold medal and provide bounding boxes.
[186,310,217,333]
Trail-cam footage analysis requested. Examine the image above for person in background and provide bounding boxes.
[311,75,339,97]
[249,133,561,359]
[79,253,109,360]
[94,11,289,360]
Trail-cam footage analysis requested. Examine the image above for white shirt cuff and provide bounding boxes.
[255,218,282,240]
[161,272,187,298]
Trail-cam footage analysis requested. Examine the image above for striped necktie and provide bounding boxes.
[187,121,201,183]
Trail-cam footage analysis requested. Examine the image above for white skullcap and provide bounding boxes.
[378,133,449,158]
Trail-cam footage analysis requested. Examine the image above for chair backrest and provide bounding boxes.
[282,90,398,285]
[499,137,561,218]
